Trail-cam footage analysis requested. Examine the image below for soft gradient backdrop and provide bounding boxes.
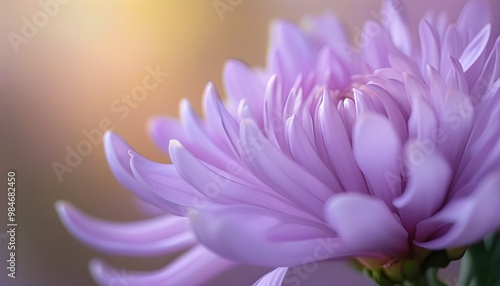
[1,0,499,285]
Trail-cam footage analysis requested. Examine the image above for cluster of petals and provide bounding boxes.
[57,0,500,285]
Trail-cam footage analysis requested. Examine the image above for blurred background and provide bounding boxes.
[1,0,499,285]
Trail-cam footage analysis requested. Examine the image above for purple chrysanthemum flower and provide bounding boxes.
[57,0,500,285]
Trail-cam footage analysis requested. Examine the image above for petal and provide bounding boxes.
[315,46,351,90]
[364,84,409,142]
[56,201,195,256]
[407,83,438,143]
[287,260,376,286]
[471,37,500,103]
[353,113,403,204]
[286,115,343,192]
[393,142,452,231]
[457,0,491,38]
[252,268,288,286]
[267,20,312,88]
[203,83,241,156]
[190,205,364,267]
[148,116,185,154]
[168,140,307,217]
[90,245,235,286]
[416,172,500,249]
[103,131,165,210]
[458,24,491,73]
[319,91,368,194]
[239,120,332,218]
[300,12,348,56]
[361,20,393,69]
[324,193,408,255]
[180,99,232,165]
[149,115,227,169]
[446,56,469,92]
[129,150,198,216]
[223,60,265,118]
[418,20,440,71]
[382,0,412,55]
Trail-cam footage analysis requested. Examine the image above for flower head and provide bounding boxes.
[57,0,500,285]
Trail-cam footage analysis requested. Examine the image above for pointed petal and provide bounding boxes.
[267,20,312,87]
[203,83,241,156]
[129,151,198,216]
[418,20,440,71]
[148,116,185,154]
[103,131,165,210]
[149,116,225,168]
[252,268,288,286]
[407,78,438,141]
[471,37,500,103]
[319,91,368,194]
[169,140,306,216]
[325,193,408,255]
[316,46,351,90]
[90,245,235,286]
[223,60,264,116]
[416,172,500,249]
[239,120,332,218]
[459,24,491,73]
[287,115,342,192]
[56,202,195,256]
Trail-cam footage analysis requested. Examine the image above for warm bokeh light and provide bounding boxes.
[1,0,498,285]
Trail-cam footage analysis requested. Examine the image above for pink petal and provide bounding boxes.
[393,142,452,231]
[416,172,500,249]
[287,260,376,286]
[223,60,265,118]
[103,131,167,211]
[382,0,412,55]
[129,150,198,216]
[418,20,440,71]
[239,119,332,218]
[267,20,312,89]
[189,205,365,267]
[353,113,403,204]
[286,115,343,192]
[459,24,491,72]
[56,202,195,256]
[324,193,408,256]
[252,267,288,286]
[319,91,368,194]
[90,245,235,286]
[457,0,491,38]
[169,140,309,217]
